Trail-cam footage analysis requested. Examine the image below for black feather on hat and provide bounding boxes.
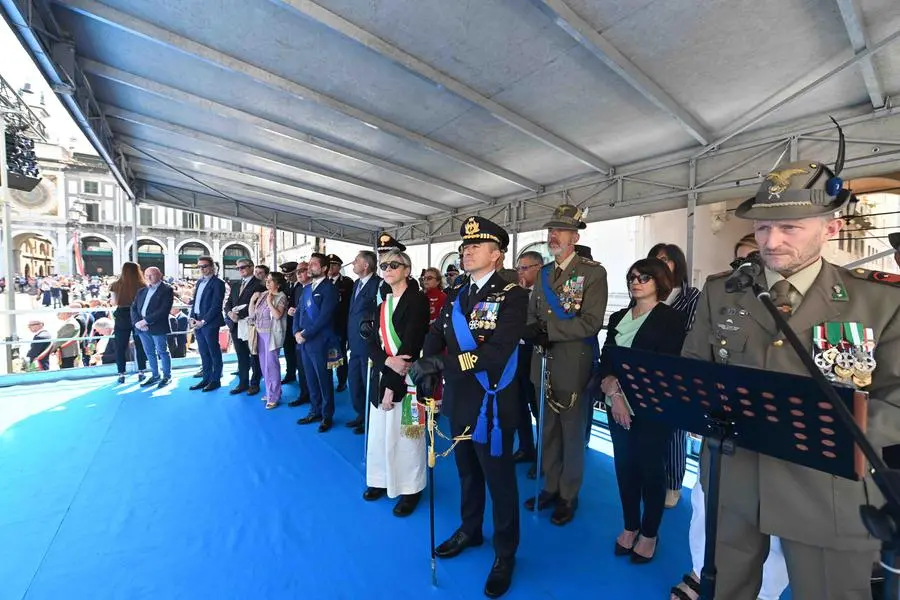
[377,232,406,253]
[890,232,900,251]
[735,118,852,220]
[279,261,298,273]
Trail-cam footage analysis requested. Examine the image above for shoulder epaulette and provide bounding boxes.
[847,267,900,287]
[707,270,731,280]
[502,282,518,292]
[579,258,600,267]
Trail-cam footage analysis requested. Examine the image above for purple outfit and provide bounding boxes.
[255,295,285,404]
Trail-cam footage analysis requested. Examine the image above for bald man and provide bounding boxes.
[132,267,176,388]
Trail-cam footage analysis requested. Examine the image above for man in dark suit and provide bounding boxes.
[514,250,544,473]
[132,266,176,388]
[189,256,226,392]
[346,250,381,434]
[295,253,339,432]
[287,260,311,407]
[225,258,265,395]
[327,254,354,392]
[280,261,300,385]
[24,319,51,371]
[412,216,528,599]
[167,305,189,359]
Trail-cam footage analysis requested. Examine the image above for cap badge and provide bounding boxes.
[464,217,480,236]
[766,168,807,199]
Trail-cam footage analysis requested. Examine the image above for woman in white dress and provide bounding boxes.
[363,250,430,517]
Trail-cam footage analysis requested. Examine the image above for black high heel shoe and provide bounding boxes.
[630,536,658,564]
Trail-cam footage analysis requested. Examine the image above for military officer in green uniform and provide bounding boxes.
[680,147,900,599]
[523,204,608,525]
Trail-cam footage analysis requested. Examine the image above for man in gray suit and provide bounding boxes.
[683,153,900,599]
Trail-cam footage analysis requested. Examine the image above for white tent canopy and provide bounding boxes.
[3,0,900,245]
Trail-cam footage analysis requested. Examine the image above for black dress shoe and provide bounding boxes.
[229,385,248,395]
[524,490,558,512]
[318,417,333,432]
[435,529,483,559]
[288,396,310,407]
[246,385,260,396]
[203,381,221,392]
[280,377,296,385]
[393,493,420,517]
[193,371,204,378]
[141,376,161,388]
[550,497,578,526]
[189,381,209,391]
[512,449,535,464]
[363,487,386,501]
[346,416,363,428]
[297,414,323,425]
[484,556,515,599]
[336,383,347,393]
[526,464,542,480]
[352,424,364,435]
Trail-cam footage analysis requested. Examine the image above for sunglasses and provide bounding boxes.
[379,261,408,271]
[198,263,212,269]
[626,273,653,284]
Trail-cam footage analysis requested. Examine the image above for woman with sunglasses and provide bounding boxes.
[597,258,687,564]
[364,251,430,517]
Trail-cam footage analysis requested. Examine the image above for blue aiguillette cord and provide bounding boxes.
[450,284,518,456]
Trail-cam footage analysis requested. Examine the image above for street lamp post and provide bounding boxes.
[68,198,86,276]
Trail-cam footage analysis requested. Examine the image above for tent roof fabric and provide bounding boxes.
[4,0,900,244]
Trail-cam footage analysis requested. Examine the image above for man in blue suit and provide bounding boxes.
[132,266,176,389]
[294,253,339,432]
[189,256,226,392]
[345,250,381,435]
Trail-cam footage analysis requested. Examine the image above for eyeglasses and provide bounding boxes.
[421,275,437,281]
[379,261,408,271]
[238,264,251,270]
[516,264,539,272]
[198,263,212,269]
[626,273,653,284]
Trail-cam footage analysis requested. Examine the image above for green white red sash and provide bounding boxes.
[379,294,424,439]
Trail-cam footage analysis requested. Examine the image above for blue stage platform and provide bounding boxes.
[0,370,711,600]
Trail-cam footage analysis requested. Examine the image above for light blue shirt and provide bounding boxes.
[469,270,495,294]
[193,276,210,315]
[141,283,160,318]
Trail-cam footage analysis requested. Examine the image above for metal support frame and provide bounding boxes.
[386,104,900,244]
[272,212,279,269]
[835,0,886,109]
[1,121,16,373]
[61,0,542,192]
[686,160,697,287]
[275,0,612,174]
[79,59,493,205]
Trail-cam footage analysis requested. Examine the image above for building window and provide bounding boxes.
[182,211,200,229]
[84,203,100,223]
[139,207,154,226]
[83,180,100,195]
[232,220,242,233]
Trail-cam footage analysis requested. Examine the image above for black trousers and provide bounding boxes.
[293,343,310,401]
[607,410,671,538]
[514,344,537,454]
[113,307,146,374]
[347,348,376,419]
[453,423,519,559]
[230,326,260,387]
[283,326,298,381]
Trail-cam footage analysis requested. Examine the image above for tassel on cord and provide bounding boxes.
[473,395,489,445]
[490,393,503,456]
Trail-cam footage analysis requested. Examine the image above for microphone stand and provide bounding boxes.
[748,281,900,600]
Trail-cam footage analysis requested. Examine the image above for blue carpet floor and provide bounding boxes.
[1,369,712,600]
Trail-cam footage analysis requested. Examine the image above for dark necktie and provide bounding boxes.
[555,267,563,281]
[770,280,798,316]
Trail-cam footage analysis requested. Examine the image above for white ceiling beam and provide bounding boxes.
[99,103,444,212]
[835,0,886,109]
[79,59,492,204]
[697,25,900,157]
[271,0,612,174]
[125,151,412,222]
[535,0,711,145]
[58,0,542,192]
[143,182,374,241]
[129,160,399,227]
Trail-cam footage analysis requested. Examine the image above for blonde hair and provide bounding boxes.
[380,250,411,270]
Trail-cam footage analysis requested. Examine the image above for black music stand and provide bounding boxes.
[607,346,868,600]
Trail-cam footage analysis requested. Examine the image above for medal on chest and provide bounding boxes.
[470,301,500,330]
[560,275,585,313]
[812,322,876,388]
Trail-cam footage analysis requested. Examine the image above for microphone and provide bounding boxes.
[725,252,762,293]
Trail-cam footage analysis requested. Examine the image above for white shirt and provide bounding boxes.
[469,270,495,293]
[310,276,326,292]
[193,275,211,314]
[355,273,373,297]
